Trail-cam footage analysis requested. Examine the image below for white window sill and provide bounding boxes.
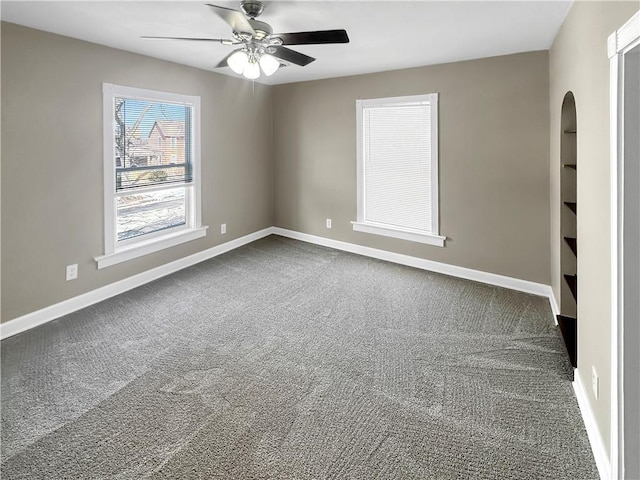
[95,226,208,269]
[351,221,446,247]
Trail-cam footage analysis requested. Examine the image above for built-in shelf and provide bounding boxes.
[564,201,577,214]
[564,274,577,301]
[564,237,577,256]
[557,315,577,368]
[560,93,577,367]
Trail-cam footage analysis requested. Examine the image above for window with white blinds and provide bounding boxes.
[353,94,445,247]
[96,84,206,269]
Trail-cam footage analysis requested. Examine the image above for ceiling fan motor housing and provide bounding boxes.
[248,19,272,40]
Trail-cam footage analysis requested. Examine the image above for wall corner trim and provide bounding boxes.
[272,227,557,308]
[573,372,610,480]
[0,227,273,340]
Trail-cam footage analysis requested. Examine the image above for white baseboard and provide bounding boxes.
[272,227,556,305]
[549,291,560,323]
[573,372,609,480]
[2,226,558,340]
[0,228,273,340]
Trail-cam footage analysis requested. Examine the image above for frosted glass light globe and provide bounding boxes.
[259,54,280,76]
[227,50,249,74]
[243,60,260,79]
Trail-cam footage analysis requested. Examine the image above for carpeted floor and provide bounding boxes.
[1,235,598,479]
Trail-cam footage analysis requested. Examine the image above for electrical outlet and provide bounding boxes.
[592,366,599,400]
[66,264,78,281]
[326,218,332,229]
[221,223,226,235]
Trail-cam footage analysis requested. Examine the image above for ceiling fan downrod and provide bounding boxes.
[240,0,264,19]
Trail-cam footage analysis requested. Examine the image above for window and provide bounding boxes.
[96,84,206,269]
[352,93,445,246]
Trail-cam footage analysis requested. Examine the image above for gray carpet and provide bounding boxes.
[1,235,598,479]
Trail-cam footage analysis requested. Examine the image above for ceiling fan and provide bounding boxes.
[142,1,350,80]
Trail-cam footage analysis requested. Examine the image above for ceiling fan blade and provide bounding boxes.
[271,46,315,67]
[141,36,234,45]
[273,29,349,45]
[206,4,255,36]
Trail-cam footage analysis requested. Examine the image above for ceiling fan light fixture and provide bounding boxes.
[243,59,260,79]
[149,2,349,80]
[227,50,249,74]
[259,54,279,76]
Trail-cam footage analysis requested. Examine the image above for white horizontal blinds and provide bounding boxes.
[363,101,432,232]
[114,97,192,191]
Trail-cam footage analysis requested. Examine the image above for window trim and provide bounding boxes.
[353,93,445,247]
[96,83,206,269]
[351,221,445,246]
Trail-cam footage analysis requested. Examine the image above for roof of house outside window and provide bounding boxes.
[151,120,185,139]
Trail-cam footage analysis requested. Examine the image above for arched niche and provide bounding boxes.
[558,91,577,368]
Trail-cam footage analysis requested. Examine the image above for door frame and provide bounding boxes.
[608,10,640,480]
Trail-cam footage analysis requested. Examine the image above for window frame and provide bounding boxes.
[352,93,445,247]
[95,83,207,269]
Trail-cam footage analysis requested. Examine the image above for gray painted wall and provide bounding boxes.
[1,22,274,321]
[273,51,551,284]
[549,0,639,458]
[2,29,553,325]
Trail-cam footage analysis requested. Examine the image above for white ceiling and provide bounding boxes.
[1,1,571,85]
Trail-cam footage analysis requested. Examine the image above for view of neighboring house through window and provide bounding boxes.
[115,97,191,241]
[353,93,445,247]
[97,83,205,268]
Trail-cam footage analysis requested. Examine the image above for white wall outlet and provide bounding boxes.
[221,223,226,235]
[66,264,78,281]
[326,218,332,229]
[592,366,599,400]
